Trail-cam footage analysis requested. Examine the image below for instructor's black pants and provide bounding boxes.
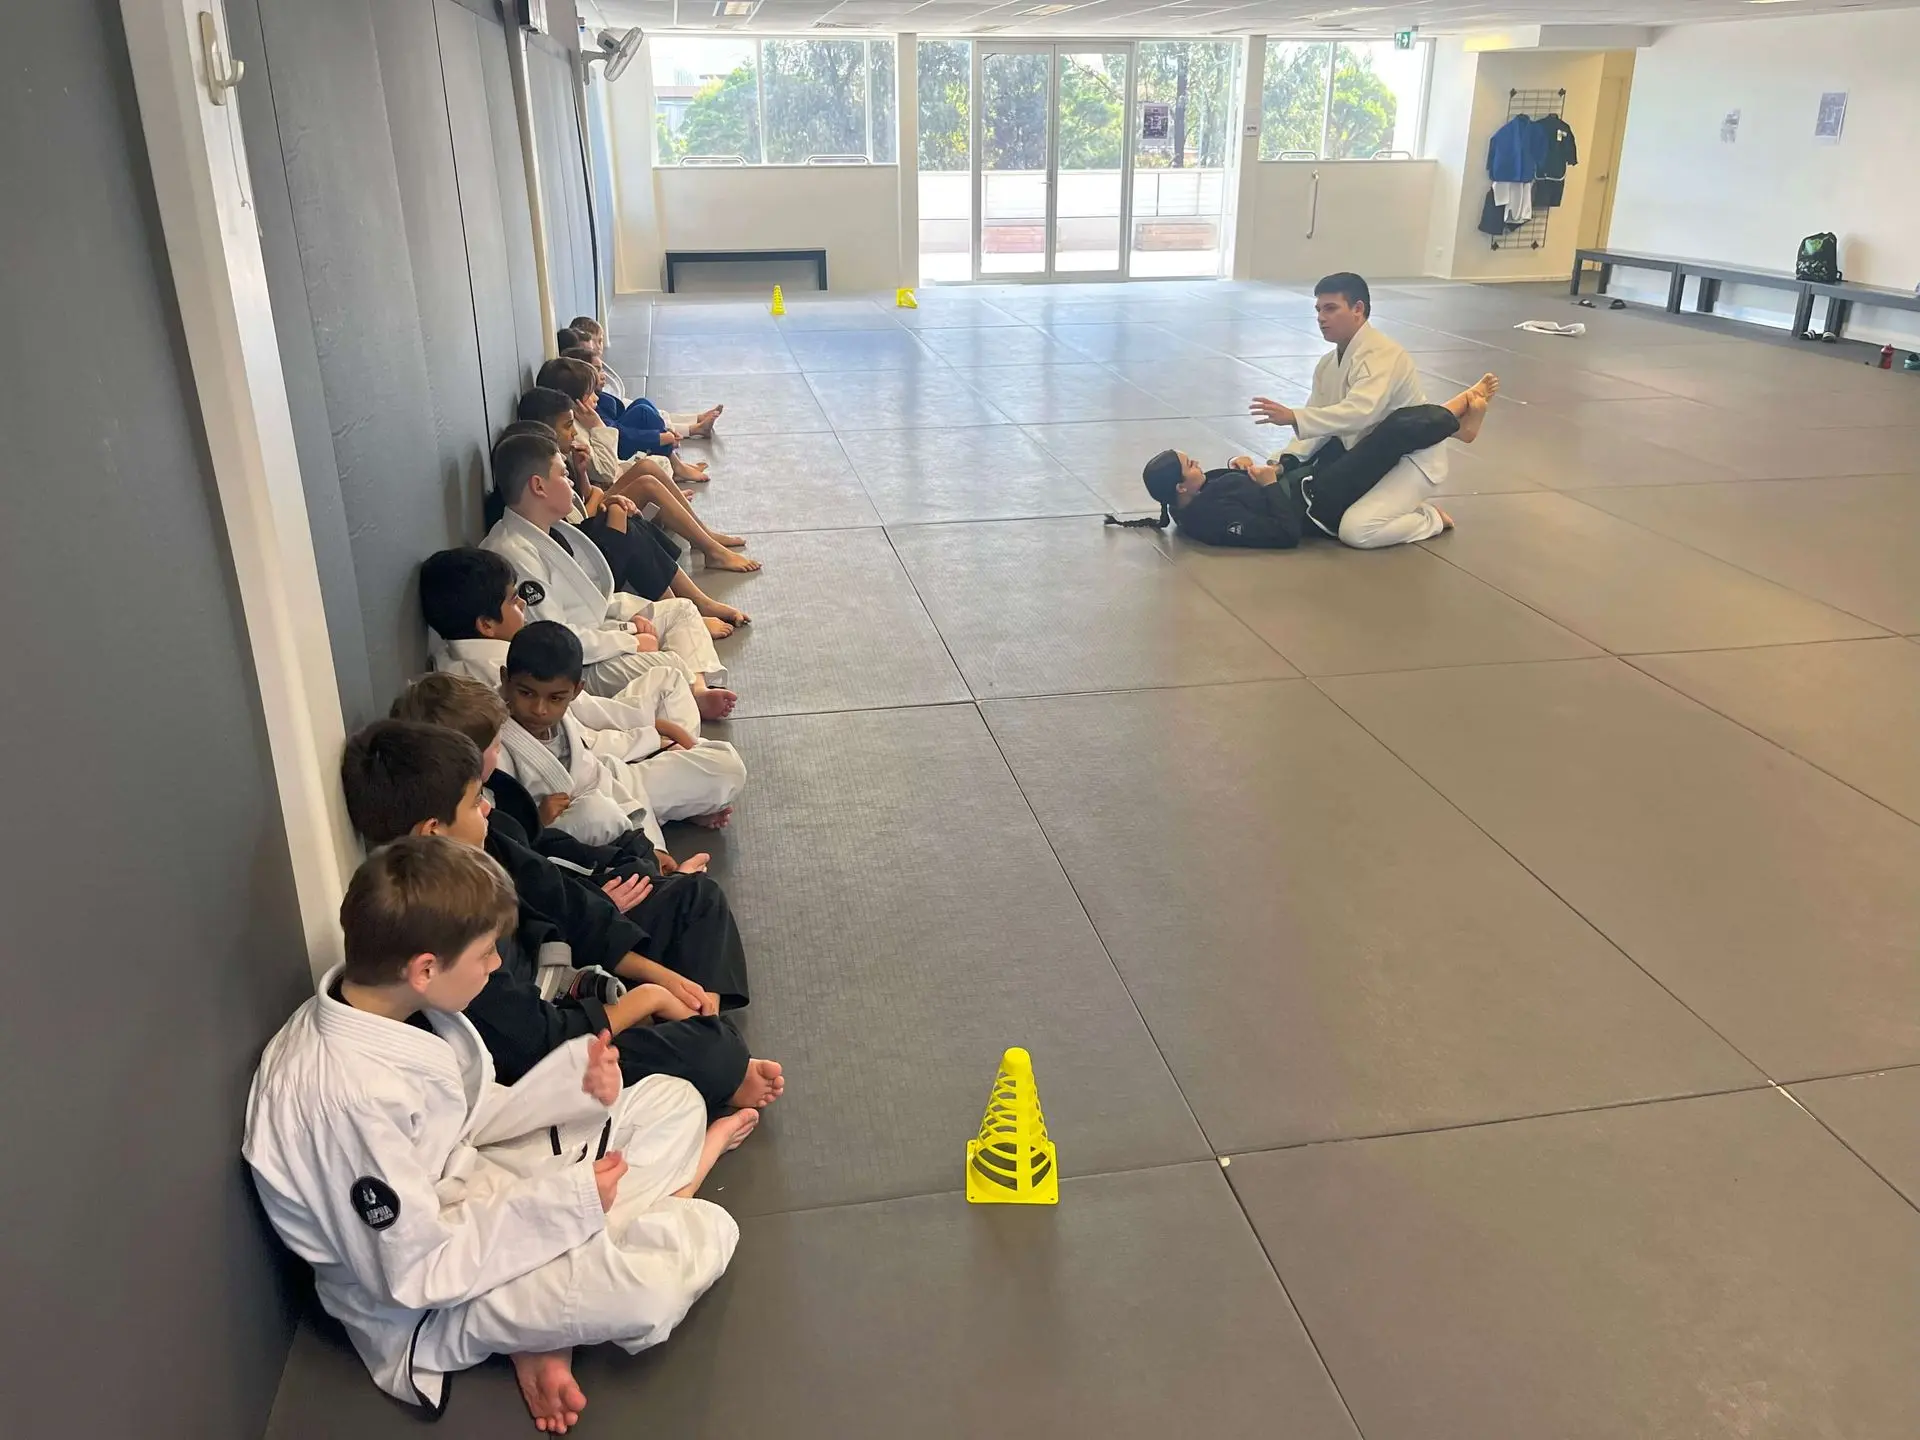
[1285,403,1459,537]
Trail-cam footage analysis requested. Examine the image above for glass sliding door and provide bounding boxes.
[1052,48,1129,275]
[972,41,1133,281]
[1129,41,1238,278]
[917,39,972,283]
[976,44,1052,276]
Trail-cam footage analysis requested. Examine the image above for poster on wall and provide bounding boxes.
[1813,91,1847,143]
[1720,109,1740,144]
[1141,102,1170,141]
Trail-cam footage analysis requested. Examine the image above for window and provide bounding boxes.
[916,39,970,282]
[1259,38,1429,161]
[1131,40,1238,278]
[652,37,897,166]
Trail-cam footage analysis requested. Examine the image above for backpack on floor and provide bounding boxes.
[1795,232,1841,282]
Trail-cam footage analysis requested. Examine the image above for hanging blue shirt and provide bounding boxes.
[1486,115,1549,183]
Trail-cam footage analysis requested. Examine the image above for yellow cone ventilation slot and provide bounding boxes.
[966,1047,1058,1205]
[769,284,786,316]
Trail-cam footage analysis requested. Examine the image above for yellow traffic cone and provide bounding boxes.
[770,284,786,317]
[895,286,918,309]
[966,1047,1057,1204]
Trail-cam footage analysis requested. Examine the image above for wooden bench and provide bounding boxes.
[1803,279,1920,340]
[663,247,827,294]
[1570,248,1806,319]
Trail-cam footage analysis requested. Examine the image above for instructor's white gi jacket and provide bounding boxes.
[1274,321,1448,485]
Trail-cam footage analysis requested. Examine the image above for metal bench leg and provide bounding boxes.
[816,253,828,292]
[1598,263,1612,295]
[1665,270,1685,314]
[1696,278,1718,314]
[1570,259,1583,296]
[1792,289,1814,336]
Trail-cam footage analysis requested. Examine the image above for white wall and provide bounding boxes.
[1244,161,1437,282]
[653,166,905,294]
[1607,10,1920,347]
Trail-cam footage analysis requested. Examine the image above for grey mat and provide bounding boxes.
[807,366,1012,429]
[699,705,1210,1213]
[845,425,1108,524]
[1323,658,1920,1078]
[1428,491,1886,653]
[1790,1066,1920,1208]
[644,372,830,435]
[693,527,967,716]
[649,332,797,375]
[784,327,945,372]
[1229,1090,1920,1440]
[950,363,1181,424]
[1630,638,1920,823]
[691,431,880,534]
[985,682,1759,1152]
[269,1166,1359,1439]
[1169,539,1600,676]
[889,516,1298,697]
[1577,475,1920,632]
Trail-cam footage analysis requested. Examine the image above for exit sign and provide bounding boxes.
[1394,28,1416,48]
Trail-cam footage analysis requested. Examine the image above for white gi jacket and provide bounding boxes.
[495,711,655,848]
[480,510,651,667]
[243,972,734,1409]
[243,977,608,1404]
[1273,321,1448,485]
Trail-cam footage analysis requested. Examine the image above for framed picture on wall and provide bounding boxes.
[1813,91,1847,143]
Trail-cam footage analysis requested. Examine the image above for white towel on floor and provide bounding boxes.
[1513,320,1587,336]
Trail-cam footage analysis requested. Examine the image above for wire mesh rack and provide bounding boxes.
[1489,87,1566,252]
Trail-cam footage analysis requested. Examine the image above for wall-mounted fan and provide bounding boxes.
[586,27,642,82]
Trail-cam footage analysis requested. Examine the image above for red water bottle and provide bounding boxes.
[1881,343,1896,369]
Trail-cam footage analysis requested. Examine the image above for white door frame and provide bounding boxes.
[971,39,1136,284]
[120,0,356,980]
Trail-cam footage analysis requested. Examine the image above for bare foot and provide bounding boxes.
[703,548,760,573]
[709,529,749,549]
[1434,505,1455,532]
[687,807,732,829]
[1468,371,1500,402]
[676,852,711,874]
[1453,390,1491,445]
[511,1350,585,1435]
[695,685,738,720]
[703,616,735,640]
[690,405,724,437]
[674,460,711,483]
[729,1058,786,1110]
[702,602,750,628]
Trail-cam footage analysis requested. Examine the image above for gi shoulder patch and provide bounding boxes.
[517,579,546,606]
[351,1176,401,1231]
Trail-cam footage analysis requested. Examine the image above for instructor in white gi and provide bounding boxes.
[1250,271,1453,549]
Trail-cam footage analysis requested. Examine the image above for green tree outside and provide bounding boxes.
[1259,44,1399,160]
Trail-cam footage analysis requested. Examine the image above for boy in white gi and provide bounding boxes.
[243,836,757,1433]
[496,620,747,848]
[1248,271,1455,550]
[481,433,746,700]
[422,547,739,723]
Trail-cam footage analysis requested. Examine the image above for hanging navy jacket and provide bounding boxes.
[1486,115,1548,183]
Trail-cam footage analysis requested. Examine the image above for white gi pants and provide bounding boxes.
[415,1075,737,1370]
[583,598,726,694]
[632,741,748,849]
[1337,456,1447,550]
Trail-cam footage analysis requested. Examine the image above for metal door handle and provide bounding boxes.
[1306,170,1320,239]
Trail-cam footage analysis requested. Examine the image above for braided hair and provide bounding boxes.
[1103,448,1182,530]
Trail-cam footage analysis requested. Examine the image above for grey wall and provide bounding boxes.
[230,0,572,720]
[0,2,314,1435]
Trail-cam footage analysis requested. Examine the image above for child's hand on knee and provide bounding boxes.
[592,1151,628,1211]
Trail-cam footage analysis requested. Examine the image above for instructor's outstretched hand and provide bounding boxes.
[1250,396,1297,428]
